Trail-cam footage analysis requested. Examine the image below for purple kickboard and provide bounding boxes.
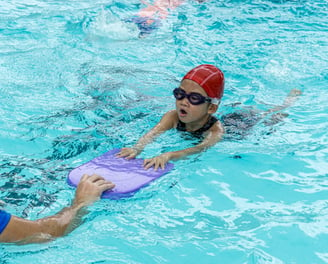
[67,149,174,199]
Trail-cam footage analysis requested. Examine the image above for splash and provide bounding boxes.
[85,8,139,41]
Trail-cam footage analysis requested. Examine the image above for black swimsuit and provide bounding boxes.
[176,116,218,138]
[176,108,263,141]
[220,110,261,140]
[176,110,261,140]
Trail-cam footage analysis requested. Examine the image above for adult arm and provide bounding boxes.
[0,174,115,244]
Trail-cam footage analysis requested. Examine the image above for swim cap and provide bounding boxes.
[182,64,224,99]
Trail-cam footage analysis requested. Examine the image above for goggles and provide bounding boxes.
[173,87,219,105]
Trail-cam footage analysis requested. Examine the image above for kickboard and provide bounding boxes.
[67,149,174,199]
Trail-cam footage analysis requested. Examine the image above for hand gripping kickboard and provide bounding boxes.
[67,149,174,199]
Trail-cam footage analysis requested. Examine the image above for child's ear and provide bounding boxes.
[208,104,218,114]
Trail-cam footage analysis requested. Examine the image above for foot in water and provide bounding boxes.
[263,88,302,125]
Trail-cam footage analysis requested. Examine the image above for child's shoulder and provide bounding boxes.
[161,110,179,128]
[163,109,178,118]
[209,115,224,132]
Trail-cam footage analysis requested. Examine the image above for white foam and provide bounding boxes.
[86,8,139,41]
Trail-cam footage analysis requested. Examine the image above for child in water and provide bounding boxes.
[117,64,302,170]
[126,0,185,37]
[117,64,225,170]
[126,0,205,37]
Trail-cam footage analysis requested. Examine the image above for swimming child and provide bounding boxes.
[125,0,185,37]
[124,0,210,37]
[117,64,225,170]
[117,64,302,169]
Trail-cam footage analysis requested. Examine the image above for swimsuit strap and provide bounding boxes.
[177,116,218,136]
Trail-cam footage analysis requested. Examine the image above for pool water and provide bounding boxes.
[0,0,327,263]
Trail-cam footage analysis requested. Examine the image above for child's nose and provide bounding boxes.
[180,97,189,106]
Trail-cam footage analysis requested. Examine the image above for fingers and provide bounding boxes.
[99,182,115,192]
[125,153,137,160]
[143,159,155,170]
[116,148,137,159]
[80,174,89,182]
[143,158,165,171]
[82,174,104,183]
[80,174,115,190]
[74,174,115,206]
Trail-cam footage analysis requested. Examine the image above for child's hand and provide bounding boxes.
[143,152,172,171]
[116,148,139,159]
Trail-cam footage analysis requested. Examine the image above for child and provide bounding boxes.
[117,64,225,170]
[125,0,186,37]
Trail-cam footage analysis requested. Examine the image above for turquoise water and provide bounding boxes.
[0,0,327,263]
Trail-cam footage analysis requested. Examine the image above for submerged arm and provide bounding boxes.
[117,110,177,159]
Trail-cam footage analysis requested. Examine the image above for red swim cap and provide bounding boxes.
[182,64,224,99]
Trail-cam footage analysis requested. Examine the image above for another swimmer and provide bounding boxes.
[125,0,185,36]
[126,0,206,37]
[0,174,114,244]
[117,64,225,170]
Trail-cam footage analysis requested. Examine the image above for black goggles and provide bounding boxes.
[173,87,212,105]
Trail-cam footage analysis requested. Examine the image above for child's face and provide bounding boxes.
[175,79,217,125]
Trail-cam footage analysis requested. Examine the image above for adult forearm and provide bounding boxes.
[0,174,114,244]
[36,203,85,238]
[0,203,86,243]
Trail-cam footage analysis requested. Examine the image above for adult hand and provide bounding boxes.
[116,148,139,160]
[143,152,172,171]
[73,174,115,207]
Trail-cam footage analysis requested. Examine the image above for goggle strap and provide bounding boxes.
[211,98,220,105]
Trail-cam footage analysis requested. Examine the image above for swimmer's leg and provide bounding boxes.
[262,88,302,125]
[280,88,302,109]
[262,88,301,115]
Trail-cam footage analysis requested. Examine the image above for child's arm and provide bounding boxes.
[143,120,224,170]
[117,110,178,159]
